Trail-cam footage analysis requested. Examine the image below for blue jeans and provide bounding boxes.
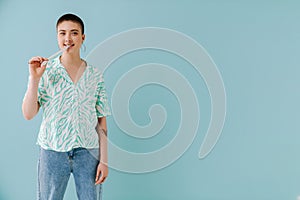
[37,147,102,200]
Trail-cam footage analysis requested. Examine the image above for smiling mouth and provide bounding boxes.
[64,44,75,47]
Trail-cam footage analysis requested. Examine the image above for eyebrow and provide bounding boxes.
[58,29,80,32]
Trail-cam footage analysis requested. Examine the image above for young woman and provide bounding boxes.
[22,13,111,200]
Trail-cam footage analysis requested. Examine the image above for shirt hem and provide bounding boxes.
[36,143,99,152]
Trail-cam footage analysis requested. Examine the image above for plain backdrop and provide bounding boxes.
[1,0,300,200]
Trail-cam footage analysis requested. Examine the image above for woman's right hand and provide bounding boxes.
[28,56,48,80]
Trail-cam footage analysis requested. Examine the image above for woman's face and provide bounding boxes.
[57,20,85,53]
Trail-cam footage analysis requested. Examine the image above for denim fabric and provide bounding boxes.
[37,147,102,200]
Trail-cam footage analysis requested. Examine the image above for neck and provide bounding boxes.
[60,52,82,69]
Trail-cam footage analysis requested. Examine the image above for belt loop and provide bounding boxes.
[68,149,74,158]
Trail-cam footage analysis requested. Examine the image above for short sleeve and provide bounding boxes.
[96,73,111,117]
[38,74,49,107]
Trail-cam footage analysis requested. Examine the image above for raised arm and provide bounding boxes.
[22,56,48,120]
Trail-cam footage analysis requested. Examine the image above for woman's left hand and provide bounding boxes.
[95,162,108,185]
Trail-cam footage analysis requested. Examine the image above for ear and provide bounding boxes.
[82,34,85,42]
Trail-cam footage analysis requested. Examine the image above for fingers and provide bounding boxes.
[95,166,108,185]
[99,174,107,184]
[95,174,107,185]
[41,60,48,67]
[27,56,48,79]
[28,56,48,65]
[95,168,100,182]
[95,171,106,185]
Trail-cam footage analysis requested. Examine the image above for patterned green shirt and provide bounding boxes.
[37,57,111,152]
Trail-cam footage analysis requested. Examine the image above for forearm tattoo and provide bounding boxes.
[100,128,107,136]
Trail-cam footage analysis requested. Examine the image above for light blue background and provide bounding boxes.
[1,0,300,199]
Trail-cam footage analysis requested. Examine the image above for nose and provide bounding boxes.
[65,33,72,43]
